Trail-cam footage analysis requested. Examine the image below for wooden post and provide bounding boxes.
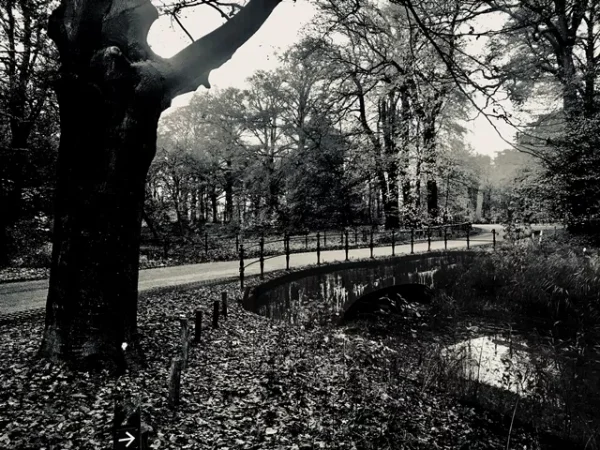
[466,227,470,249]
[410,228,414,254]
[179,318,189,370]
[370,227,374,259]
[391,229,395,256]
[317,232,321,265]
[212,300,219,329]
[222,292,228,320]
[239,244,245,292]
[168,358,183,409]
[259,235,265,280]
[340,230,344,245]
[444,227,448,250]
[285,233,290,270]
[492,229,496,250]
[194,310,202,343]
[427,227,431,252]
[345,230,349,261]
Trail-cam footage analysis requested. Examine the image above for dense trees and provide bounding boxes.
[4,0,591,371]
[0,0,58,265]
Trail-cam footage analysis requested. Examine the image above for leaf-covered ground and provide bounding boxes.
[0,276,561,450]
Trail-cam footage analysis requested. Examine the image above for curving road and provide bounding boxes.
[0,225,507,316]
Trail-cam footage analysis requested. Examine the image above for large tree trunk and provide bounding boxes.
[39,71,161,371]
[40,0,282,371]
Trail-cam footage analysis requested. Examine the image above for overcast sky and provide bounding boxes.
[147,0,517,158]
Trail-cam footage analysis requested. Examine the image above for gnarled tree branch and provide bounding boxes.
[165,0,281,97]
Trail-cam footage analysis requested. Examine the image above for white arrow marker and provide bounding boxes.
[118,431,135,448]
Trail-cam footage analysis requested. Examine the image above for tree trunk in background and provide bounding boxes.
[224,159,233,223]
[211,189,219,223]
[40,0,282,370]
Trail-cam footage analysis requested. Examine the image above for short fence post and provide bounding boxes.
[554,225,557,235]
[492,229,496,249]
[259,235,265,280]
[345,230,349,261]
[466,227,470,249]
[392,229,395,256]
[179,318,189,370]
[239,244,245,291]
[221,292,228,320]
[285,233,290,270]
[317,232,321,265]
[235,234,239,253]
[212,300,219,329]
[340,230,344,245]
[427,227,431,252]
[444,227,448,250]
[410,228,414,254]
[204,232,208,256]
[194,310,202,343]
[168,358,183,409]
[370,227,374,259]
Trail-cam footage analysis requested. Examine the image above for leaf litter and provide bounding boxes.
[0,275,558,449]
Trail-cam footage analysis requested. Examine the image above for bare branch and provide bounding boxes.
[165,0,281,97]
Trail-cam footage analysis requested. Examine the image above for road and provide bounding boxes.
[0,225,505,316]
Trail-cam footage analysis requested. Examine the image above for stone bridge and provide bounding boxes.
[243,249,485,323]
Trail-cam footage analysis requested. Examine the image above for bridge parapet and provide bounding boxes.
[243,249,486,324]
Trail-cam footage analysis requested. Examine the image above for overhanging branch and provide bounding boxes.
[164,0,281,97]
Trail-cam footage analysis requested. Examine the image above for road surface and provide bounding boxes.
[1,225,506,316]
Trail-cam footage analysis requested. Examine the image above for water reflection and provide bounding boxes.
[443,333,558,398]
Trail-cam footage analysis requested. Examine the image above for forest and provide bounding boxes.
[1,0,583,269]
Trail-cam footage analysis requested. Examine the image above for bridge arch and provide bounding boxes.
[243,250,484,323]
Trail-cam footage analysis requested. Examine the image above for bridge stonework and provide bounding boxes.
[243,250,485,323]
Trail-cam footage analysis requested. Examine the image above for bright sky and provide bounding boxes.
[148,0,516,158]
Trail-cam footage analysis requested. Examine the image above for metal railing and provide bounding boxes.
[237,222,491,290]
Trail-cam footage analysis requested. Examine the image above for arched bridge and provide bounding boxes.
[242,250,483,324]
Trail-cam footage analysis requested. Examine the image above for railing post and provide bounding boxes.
[466,226,470,249]
[317,232,321,265]
[370,227,374,259]
[222,292,228,320]
[492,228,496,250]
[410,228,414,254]
[204,232,208,256]
[427,227,431,252]
[235,234,239,253]
[340,230,344,246]
[259,235,265,279]
[239,244,245,291]
[391,229,395,256]
[444,226,448,250]
[345,230,349,261]
[285,233,290,270]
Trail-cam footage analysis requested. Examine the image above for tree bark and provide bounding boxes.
[40,0,282,371]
